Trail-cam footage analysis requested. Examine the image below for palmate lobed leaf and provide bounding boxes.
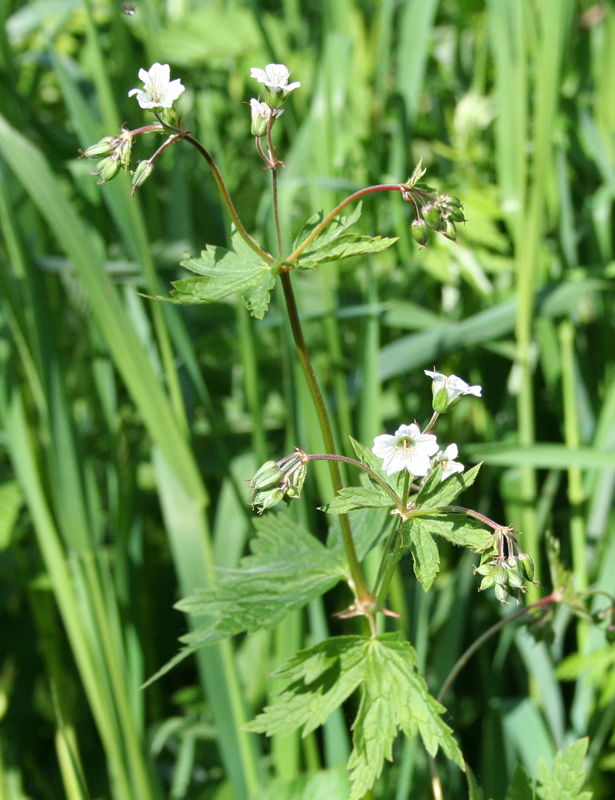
[291,202,397,269]
[414,462,482,509]
[536,739,592,800]
[292,203,363,252]
[176,514,347,647]
[171,230,275,317]
[293,233,398,270]
[246,633,463,800]
[321,486,396,514]
[401,514,490,591]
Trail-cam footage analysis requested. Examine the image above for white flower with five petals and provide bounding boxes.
[431,444,464,481]
[424,369,482,413]
[372,423,438,477]
[250,64,300,108]
[128,63,185,110]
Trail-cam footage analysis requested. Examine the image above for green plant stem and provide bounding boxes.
[429,590,563,800]
[373,522,403,610]
[182,134,273,264]
[279,272,371,602]
[286,184,404,262]
[436,591,561,706]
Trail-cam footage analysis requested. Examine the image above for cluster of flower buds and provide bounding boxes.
[474,526,538,604]
[81,129,134,184]
[400,161,466,247]
[249,449,309,513]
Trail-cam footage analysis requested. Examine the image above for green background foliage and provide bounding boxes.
[0,0,613,798]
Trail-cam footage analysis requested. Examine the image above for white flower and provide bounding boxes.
[128,63,185,109]
[250,64,300,107]
[372,423,439,477]
[249,98,283,136]
[425,369,482,412]
[431,444,464,481]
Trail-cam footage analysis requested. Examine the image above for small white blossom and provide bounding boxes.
[425,369,482,412]
[250,64,300,107]
[431,444,464,481]
[128,63,185,109]
[372,423,439,477]
[249,98,283,136]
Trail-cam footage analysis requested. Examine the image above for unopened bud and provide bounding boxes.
[422,203,442,230]
[131,160,154,194]
[518,553,535,582]
[447,207,465,223]
[411,218,429,247]
[491,565,508,586]
[494,583,509,604]
[479,574,495,591]
[250,98,274,136]
[443,220,457,241]
[93,156,121,183]
[250,461,284,492]
[82,136,116,158]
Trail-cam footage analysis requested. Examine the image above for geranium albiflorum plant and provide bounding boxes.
[83,62,602,800]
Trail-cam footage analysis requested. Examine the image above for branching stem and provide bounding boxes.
[286,184,405,262]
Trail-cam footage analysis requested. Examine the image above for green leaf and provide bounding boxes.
[176,515,346,648]
[172,230,273,309]
[402,519,439,591]
[246,634,463,800]
[403,514,490,550]
[241,271,277,319]
[254,767,350,800]
[415,463,482,509]
[326,507,392,561]
[506,764,535,800]
[294,233,398,270]
[466,765,485,800]
[292,203,363,253]
[536,739,592,800]
[321,486,395,514]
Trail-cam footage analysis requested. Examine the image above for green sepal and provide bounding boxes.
[321,486,396,514]
[414,462,482,509]
[246,633,463,800]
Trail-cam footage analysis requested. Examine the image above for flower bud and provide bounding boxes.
[250,461,285,492]
[93,156,121,183]
[250,98,274,136]
[518,553,535,582]
[494,583,509,604]
[447,195,463,209]
[447,207,466,223]
[422,203,442,230]
[443,220,457,241]
[131,160,154,194]
[505,563,526,589]
[411,218,429,247]
[82,136,116,158]
[491,565,508,586]
[479,574,495,591]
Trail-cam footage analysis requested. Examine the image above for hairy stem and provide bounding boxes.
[280,273,371,602]
[181,133,273,263]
